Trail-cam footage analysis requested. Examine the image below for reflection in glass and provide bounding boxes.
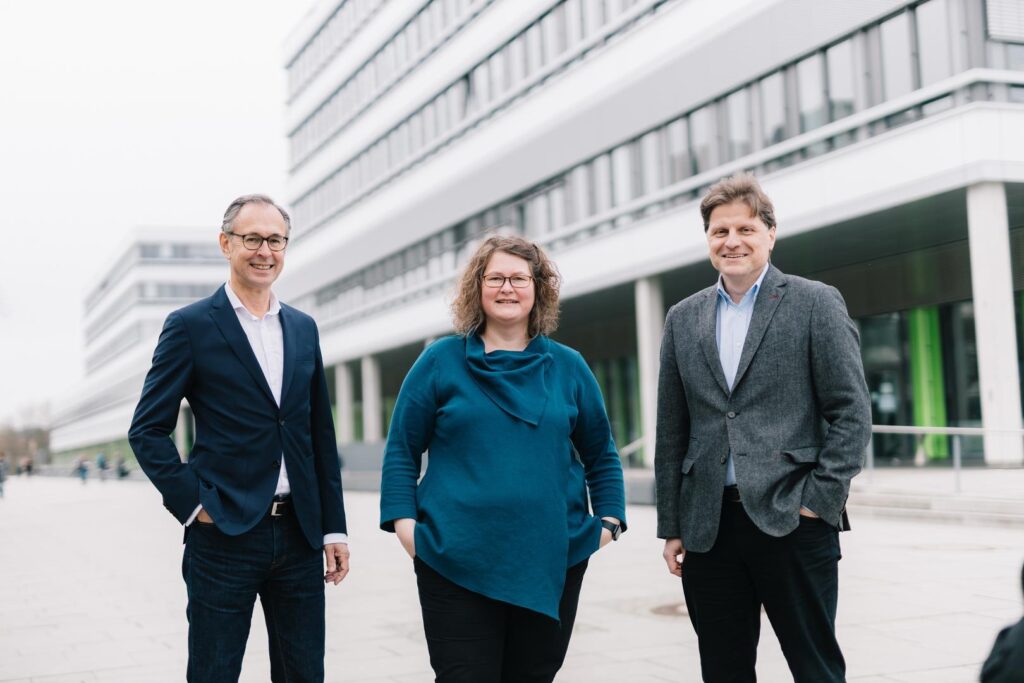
[880,12,914,99]
[797,53,827,133]
[826,39,856,121]
[665,118,691,183]
[689,106,717,173]
[725,89,752,160]
[760,72,787,146]
[916,0,952,87]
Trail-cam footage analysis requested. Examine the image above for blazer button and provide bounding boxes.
[272,460,280,467]
[727,411,736,418]
[720,455,727,463]
[279,419,286,426]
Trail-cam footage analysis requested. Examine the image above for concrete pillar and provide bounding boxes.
[635,276,664,467]
[361,354,383,442]
[967,182,1024,464]
[174,404,188,461]
[335,362,355,445]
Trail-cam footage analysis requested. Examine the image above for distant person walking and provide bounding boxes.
[129,194,348,683]
[96,452,109,481]
[116,457,130,480]
[380,235,626,682]
[0,452,8,498]
[74,457,89,484]
[655,174,871,682]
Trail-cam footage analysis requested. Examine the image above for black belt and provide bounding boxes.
[723,486,741,503]
[269,495,291,517]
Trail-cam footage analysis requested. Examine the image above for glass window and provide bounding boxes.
[689,105,717,173]
[490,50,509,97]
[880,12,915,99]
[610,144,633,209]
[916,0,952,87]
[582,0,606,35]
[1010,45,1024,71]
[724,89,751,160]
[640,129,663,194]
[665,117,691,183]
[542,5,568,60]
[525,23,545,74]
[508,36,528,89]
[565,0,585,47]
[760,72,787,145]
[797,53,827,133]
[826,39,856,121]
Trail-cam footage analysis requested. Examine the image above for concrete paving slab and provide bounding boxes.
[0,476,1021,682]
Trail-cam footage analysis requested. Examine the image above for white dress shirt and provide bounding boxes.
[186,282,348,546]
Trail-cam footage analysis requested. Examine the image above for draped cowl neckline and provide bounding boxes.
[465,333,553,426]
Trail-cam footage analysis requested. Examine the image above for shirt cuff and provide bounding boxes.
[184,504,203,526]
[323,533,349,546]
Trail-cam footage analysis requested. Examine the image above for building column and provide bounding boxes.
[635,276,664,467]
[361,354,383,443]
[335,362,355,446]
[967,182,1024,464]
[174,404,188,461]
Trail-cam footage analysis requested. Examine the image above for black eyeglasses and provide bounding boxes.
[226,231,289,252]
[482,274,533,289]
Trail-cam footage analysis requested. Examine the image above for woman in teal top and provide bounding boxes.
[380,235,626,682]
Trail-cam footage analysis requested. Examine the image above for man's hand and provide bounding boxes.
[799,506,819,518]
[324,543,350,585]
[394,518,416,559]
[197,508,214,524]
[663,538,685,577]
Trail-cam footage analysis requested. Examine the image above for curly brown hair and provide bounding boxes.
[450,234,561,337]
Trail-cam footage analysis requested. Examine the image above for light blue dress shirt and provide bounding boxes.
[715,264,770,487]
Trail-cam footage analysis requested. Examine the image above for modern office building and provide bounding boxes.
[274,0,1024,468]
[49,227,223,463]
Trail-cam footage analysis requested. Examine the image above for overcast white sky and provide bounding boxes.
[0,0,315,425]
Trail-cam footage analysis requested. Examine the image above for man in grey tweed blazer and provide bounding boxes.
[655,174,871,682]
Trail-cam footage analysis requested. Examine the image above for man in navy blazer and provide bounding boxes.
[129,194,348,683]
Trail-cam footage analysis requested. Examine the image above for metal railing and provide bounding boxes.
[867,424,1024,494]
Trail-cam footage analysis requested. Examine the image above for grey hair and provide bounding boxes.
[221,194,292,233]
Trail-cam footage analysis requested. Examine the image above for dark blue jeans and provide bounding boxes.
[182,511,324,683]
[682,500,844,683]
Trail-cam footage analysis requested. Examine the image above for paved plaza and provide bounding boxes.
[0,476,1022,682]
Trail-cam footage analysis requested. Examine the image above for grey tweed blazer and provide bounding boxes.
[654,265,871,552]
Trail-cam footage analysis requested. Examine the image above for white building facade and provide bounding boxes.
[276,0,1024,466]
[49,227,224,463]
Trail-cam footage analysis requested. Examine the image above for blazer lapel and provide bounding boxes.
[699,288,731,396]
[279,306,298,406]
[209,286,277,407]
[732,266,787,391]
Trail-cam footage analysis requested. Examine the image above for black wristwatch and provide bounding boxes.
[601,519,622,541]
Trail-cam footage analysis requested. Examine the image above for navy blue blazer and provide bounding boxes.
[129,285,347,549]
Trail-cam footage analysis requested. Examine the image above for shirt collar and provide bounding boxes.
[225,281,280,319]
[716,263,771,306]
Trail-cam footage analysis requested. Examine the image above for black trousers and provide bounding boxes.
[414,556,588,683]
[681,499,844,683]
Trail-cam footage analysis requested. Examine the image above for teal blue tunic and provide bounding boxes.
[379,334,627,620]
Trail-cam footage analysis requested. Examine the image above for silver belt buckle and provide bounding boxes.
[271,500,285,517]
